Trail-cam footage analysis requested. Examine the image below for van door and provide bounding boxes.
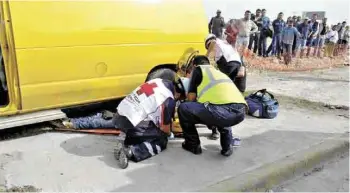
[0,1,21,115]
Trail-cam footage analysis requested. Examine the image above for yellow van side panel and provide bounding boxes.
[8,0,207,111]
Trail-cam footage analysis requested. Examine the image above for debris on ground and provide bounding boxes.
[245,52,349,72]
[0,185,41,192]
[324,104,350,111]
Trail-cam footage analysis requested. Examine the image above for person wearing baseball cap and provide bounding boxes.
[177,55,247,157]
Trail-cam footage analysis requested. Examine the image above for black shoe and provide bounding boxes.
[208,132,219,140]
[182,142,202,155]
[208,127,219,140]
[114,142,132,169]
[221,146,233,157]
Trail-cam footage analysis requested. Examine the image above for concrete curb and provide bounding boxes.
[198,137,349,192]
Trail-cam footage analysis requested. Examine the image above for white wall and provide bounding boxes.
[203,0,350,25]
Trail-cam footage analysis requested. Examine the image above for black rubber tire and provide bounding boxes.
[145,68,177,82]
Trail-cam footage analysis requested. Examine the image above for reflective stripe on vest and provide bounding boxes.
[197,65,247,105]
[197,66,232,98]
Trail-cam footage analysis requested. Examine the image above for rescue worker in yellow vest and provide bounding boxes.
[178,55,247,156]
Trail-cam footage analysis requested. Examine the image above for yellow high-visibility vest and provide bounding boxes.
[197,65,247,105]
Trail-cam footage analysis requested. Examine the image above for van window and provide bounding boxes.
[0,46,9,106]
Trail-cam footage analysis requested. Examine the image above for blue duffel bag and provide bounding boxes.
[245,89,279,119]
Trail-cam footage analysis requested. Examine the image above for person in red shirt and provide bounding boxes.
[225,19,239,47]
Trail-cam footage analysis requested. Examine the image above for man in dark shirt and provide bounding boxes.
[267,12,285,58]
[178,55,247,157]
[316,18,328,57]
[209,10,225,39]
[306,14,320,57]
[291,16,299,57]
[259,9,271,57]
[296,18,310,58]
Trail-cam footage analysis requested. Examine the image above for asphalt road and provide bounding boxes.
[273,153,349,192]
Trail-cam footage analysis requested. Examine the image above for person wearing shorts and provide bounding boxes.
[236,36,250,50]
[282,20,300,65]
[236,10,258,56]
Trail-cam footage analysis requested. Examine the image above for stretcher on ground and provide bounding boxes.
[51,118,184,136]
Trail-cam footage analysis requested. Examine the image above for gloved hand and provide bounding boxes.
[102,110,114,120]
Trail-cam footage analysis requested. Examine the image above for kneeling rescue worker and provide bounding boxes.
[63,78,187,169]
[178,55,247,156]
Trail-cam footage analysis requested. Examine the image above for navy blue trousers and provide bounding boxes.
[178,102,245,151]
[71,113,167,162]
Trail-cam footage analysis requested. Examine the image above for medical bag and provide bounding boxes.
[245,89,279,119]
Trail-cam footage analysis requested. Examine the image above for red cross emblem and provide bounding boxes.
[136,82,158,97]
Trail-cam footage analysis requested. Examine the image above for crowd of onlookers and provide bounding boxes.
[209,9,349,65]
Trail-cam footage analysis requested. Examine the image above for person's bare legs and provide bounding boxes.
[313,47,318,57]
[300,48,305,58]
[317,46,322,58]
[306,47,311,58]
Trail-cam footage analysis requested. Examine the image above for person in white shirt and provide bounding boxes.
[205,34,246,93]
[324,25,339,58]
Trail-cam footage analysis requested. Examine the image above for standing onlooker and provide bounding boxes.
[315,18,328,58]
[248,9,262,55]
[296,18,310,58]
[333,23,342,56]
[343,26,350,49]
[337,21,347,55]
[267,12,285,59]
[209,10,225,39]
[291,16,299,57]
[259,9,271,57]
[324,25,339,58]
[282,20,300,65]
[306,14,320,57]
[236,10,258,57]
[296,16,302,25]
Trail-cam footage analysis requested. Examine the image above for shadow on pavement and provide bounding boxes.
[59,130,343,192]
[60,135,122,169]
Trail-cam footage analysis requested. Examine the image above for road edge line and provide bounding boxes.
[198,138,349,192]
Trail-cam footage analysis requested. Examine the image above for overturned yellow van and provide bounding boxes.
[0,0,207,129]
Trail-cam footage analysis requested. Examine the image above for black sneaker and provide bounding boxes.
[114,142,132,169]
[208,127,219,140]
[182,142,202,155]
[221,146,233,157]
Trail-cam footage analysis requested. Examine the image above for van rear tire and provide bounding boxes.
[145,68,176,82]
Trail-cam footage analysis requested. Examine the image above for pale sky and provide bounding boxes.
[203,0,350,25]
